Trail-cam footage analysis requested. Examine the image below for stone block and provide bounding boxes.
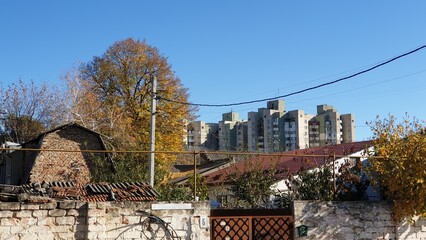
[15,210,32,218]
[88,223,106,232]
[58,201,76,209]
[49,209,67,217]
[19,217,37,226]
[54,232,74,240]
[87,232,98,239]
[20,234,38,240]
[87,216,98,225]
[21,204,40,210]
[95,217,107,225]
[0,210,14,218]
[0,202,21,210]
[27,225,50,233]
[50,225,73,233]
[39,200,57,210]
[88,208,105,217]
[123,230,143,238]
[37,217,55,226]
[38,232,55,239]
[96,202,108,209]
[106,207,120,217]
[1,218,20,226]
[87,202,97,209]
[32,210,48,217]
[0,233,18,240]
[417,231,426,238]
[359,232,372,239]
[9,226,24,234]
[66,209,80,217]
[107,230,126,239]
[56,216,76,226]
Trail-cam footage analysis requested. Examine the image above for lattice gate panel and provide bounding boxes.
[253,216,293,240]
[211,217,251,240]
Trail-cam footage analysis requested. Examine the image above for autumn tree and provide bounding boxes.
[367,114,426,222]
[0,80,67,143]
[70,38,194,184]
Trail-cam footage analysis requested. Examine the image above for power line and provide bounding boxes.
[157,43,426,107]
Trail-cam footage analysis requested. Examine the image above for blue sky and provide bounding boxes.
[1,1,426,141]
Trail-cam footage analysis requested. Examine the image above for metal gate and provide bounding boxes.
[210,209,293,240]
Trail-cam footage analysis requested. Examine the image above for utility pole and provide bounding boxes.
[193,151,197,201]
[148,76,157,187]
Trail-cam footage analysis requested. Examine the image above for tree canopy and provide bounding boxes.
[68,38,194,184]
[0,80,66,143]
[367,114,426,222]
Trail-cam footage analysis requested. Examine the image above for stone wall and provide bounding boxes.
[0,200,210,240]
[293,200,426,240]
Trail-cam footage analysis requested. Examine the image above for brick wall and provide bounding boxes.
[293,200,426,240]
[0,200,210,240]
[29,125,106,183]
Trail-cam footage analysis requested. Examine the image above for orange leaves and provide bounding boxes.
[66,38,194,184]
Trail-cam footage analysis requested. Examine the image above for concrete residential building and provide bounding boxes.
[218,112,246,151]
[341,113,356,143]
[247,100,285,152]
[185,102,355,152]
[187,121,219,151]
[309,104,355,147]
[282,110,314,151]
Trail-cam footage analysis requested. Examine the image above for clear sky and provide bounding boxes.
[1,1,426,141]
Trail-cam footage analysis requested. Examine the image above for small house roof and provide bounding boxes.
[19,181,158,202]
[203,141,372,185]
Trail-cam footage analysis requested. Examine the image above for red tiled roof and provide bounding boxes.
[204,141,372,185]
[21,181,158,202]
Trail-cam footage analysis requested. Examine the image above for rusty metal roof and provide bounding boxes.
[21,181,158,202]
[204,141,372,185]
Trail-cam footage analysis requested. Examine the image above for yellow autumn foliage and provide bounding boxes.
[368,114,426,222]
[66,38,195,184]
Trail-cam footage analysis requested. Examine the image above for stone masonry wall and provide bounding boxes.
[0,200,210,240]
[293,200,426,240]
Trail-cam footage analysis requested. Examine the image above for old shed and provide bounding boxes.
[0,123,112,185]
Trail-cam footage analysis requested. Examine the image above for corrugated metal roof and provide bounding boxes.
[21,181,158,202]
[204,141,372,185]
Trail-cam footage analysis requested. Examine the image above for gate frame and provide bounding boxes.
[210,208,293,240]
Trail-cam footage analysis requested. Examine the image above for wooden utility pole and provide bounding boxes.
[148,76,157,187]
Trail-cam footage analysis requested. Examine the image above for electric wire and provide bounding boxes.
[157,43,426,107]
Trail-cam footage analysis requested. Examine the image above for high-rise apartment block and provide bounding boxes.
[185,101,355,152]
[186,121,219,151]
[218,112,247,151]
[248,100,285,152]
[308,105,355,147]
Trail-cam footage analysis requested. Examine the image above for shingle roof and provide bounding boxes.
[204,141,372,185]
[21,181,158,202]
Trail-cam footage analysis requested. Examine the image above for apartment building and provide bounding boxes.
[282,110,314,151]
[309,104,355,147]
[186,121,219,151]
[218,112,246,151]
[186,102,355,153]
[341,113,356,143]
[247,100,285,152]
